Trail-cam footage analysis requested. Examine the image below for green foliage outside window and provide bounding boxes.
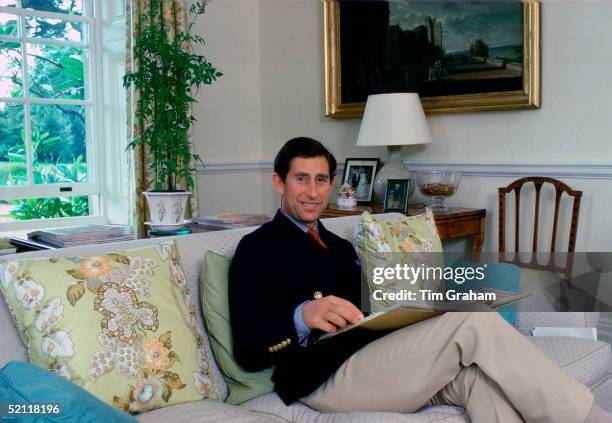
[21,0,83,16]
[0,0,89,221]
[3,130,88,220]
[8,196,89,220]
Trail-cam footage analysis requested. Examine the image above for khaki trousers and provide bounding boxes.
[300,312,593,423]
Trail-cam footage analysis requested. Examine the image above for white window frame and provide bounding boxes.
[0,0,113,232]
[97,0,129,226]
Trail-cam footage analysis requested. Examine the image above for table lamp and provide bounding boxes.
[356,93,432,204]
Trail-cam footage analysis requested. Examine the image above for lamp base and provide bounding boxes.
[373,146,414,203]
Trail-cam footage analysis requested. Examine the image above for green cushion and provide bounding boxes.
[200,251,274,405]
[0,241,219,414]
[354,210,444,312]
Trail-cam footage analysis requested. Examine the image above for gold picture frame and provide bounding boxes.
[324,0,541,118]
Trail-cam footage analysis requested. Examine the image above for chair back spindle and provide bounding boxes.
[498,177,582,280]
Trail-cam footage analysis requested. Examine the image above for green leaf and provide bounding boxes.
[66,281,85,306]
[159,331,172,349]
[128,385,136,402]
[162,384,171,402]
[0,40,20,49]
[60,56,84,81]
[163,371,186,390]
[108,254,130,265]
[67,269,88,280]
[167,351,180,367]
[113,396,130,412]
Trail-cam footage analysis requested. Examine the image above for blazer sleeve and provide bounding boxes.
[228,236,299,372]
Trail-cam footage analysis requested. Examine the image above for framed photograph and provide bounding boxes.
[324,0,541,117]
[341,158,380,204]
[383,179,410,213]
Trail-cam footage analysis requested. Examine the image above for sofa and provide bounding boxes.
[1,213,611,422]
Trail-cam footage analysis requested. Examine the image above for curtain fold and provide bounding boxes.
[125,0,200,238]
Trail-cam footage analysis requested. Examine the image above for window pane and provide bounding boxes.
[0,102,26,186]
[0,41,23,97]
[21,0,83,16]
[0,195,90,222]
[30,104,88,184]
[27,44,85,99]
[0,13,18,37]
[25,17,84,42]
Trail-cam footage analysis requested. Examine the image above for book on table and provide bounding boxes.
[314,288,533,343]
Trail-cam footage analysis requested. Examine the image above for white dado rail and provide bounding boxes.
[196,160,612,179]
[196,161,273,174]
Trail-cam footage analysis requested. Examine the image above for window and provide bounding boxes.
[0,0,107,230]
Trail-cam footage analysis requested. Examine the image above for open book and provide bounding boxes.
[315,289,533,343]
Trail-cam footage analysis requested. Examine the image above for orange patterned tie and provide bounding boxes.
[307,228,328,249]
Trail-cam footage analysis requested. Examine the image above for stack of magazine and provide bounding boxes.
[28,225,134,248]
[191,212,270,230]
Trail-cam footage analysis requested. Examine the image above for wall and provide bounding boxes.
[190,0,266,214]
[192,0,381,217]
[191,0,612,250]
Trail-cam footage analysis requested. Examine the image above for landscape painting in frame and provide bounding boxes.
[324,0,541,117]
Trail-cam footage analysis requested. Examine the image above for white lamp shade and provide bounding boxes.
[356,93,432,147]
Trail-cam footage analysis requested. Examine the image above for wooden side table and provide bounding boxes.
[321,204,486,254]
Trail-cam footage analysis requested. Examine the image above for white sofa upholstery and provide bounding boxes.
[1,213,610,422]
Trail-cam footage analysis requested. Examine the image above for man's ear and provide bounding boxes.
[272,172,285,196]
[330,175,337,187]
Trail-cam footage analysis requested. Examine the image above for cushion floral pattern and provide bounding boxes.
[0,241,219,414]
[354,210,444,311]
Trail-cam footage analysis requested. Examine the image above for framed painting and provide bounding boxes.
[324,0,541,117]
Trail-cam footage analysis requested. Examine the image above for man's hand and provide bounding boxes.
[302,295,364,333]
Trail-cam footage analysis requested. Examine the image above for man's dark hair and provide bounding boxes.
[273,137,337,181]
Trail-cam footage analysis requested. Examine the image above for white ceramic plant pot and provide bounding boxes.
[143,191,191,225]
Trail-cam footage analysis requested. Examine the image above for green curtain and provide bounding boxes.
[125,0,199,238]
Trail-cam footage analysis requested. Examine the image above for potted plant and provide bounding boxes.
[123,0,221,228]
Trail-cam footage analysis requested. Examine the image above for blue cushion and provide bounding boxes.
[0,361,136,422]
[447,260,520,325]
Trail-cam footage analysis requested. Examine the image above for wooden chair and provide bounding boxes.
[498,176,582,281]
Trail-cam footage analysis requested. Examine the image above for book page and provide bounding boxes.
[315,290,532,343]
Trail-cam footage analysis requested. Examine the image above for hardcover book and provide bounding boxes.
[315,289,533,343]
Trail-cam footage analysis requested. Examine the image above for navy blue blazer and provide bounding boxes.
[228,210,376,404]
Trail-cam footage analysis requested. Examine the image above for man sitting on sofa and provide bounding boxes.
[228,137,610,423]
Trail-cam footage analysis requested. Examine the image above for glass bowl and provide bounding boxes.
[415,171,461,212]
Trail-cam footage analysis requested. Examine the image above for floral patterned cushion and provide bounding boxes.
[0,241,219,414]
[354,210,444,312]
